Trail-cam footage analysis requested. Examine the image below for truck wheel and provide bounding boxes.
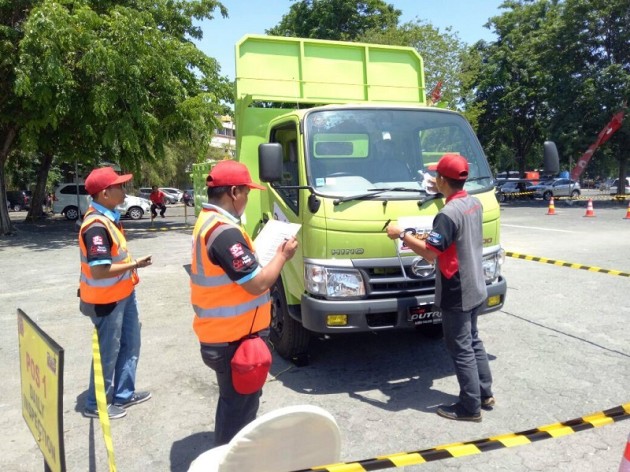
[270,280,310,360]
[416,323,443,339]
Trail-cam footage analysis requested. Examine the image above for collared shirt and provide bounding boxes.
[201,203,261,285]
[425,189,487,311]
[82,202,123,267]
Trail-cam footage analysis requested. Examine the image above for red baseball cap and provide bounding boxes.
[231,336,272,394]
[429,153,469,181]
[85,167,133,195]
[206,160,265,190]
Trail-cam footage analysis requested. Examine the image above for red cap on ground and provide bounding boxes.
[231,336,272,395]
[428,154,469,181]
[85,167,133,195]
[206,160,265,190]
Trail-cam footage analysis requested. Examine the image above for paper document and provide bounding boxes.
[253,219,301,266]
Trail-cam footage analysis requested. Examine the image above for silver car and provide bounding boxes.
[532,178,580,201]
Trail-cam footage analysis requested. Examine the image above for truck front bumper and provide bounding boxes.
[297,276,507,334]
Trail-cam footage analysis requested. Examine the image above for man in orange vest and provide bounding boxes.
[79,167,153,419]
[190,160,298,445]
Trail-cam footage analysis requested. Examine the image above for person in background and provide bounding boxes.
[149,185,167,218]
[386,153,494,422]
[190,160,298,445]
[79,167,153,419]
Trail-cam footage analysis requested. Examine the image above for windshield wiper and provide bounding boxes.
[333,187,425,205]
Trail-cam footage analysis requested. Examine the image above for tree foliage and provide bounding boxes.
[266,0,400,40]
[359,20,468,111]
[0,0,231,233]
[471,0,629,185]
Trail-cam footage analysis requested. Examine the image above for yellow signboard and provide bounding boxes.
[18,309,66,472]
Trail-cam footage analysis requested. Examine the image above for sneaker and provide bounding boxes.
[113,391,152,409]
[481,396,496,410]
[160,215,165,218]
[83,404,127,419]
[437,403,482,422]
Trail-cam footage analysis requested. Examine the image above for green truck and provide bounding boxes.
[194,35,509,360]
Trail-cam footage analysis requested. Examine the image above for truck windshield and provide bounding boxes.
[304,108,493,197]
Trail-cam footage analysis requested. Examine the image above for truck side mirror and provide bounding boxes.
[543,141,560,175]
[258,143,283,182]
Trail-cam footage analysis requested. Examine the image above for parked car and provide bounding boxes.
[160,187,183,203]
[531,178,581,201]
[496,181,535,203]
[609,177,630,194]
[53,183,151,220]
[6,190,31,211]
[137,187,179,204]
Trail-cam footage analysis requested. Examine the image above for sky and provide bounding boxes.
[195,0,507,80]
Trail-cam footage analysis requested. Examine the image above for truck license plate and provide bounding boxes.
[407,304,442,325]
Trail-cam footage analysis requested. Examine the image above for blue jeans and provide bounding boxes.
[85,291,141,410]
[441,304,493,414]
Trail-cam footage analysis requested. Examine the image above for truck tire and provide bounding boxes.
[270,280,310,360]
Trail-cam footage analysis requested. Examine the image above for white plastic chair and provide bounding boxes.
[188,405,341,472]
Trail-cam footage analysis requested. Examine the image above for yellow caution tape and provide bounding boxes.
[293,403,630,472]
[506,251,630,277]
[92,328,117,472]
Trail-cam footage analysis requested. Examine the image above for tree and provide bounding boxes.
[266,0,400,41]
[0,0,232,234]
[359,20,468,110]
[471,0,560,177]
[545,0,630,191]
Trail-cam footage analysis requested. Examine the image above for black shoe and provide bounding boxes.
[113,391,152,409]
[437,403,482,422]
[481,396,495,410]
[83,404,127,419]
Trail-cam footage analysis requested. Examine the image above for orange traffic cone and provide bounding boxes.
[619,432,630,471]
[546,197,556,215]
[624,200,630,219]
[583,198,596,217]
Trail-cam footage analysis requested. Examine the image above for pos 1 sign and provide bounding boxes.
[17,309,65,472]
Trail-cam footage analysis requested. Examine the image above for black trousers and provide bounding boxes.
[150,203,166,217]
[199,342,262,446]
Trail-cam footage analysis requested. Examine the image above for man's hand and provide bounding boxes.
[136,255,153,268]
[386,224,402,240]
[278,237,298,261]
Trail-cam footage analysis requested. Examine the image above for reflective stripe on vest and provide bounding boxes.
[79,208,136,303]
[190,209,271,343]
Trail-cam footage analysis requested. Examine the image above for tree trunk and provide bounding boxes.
[25,152,54,222]
[0,127,18,235]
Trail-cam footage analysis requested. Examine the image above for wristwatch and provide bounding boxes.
[399,228,416,240]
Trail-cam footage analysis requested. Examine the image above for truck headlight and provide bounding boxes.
[482,249,505,283]
[304,264,366,299]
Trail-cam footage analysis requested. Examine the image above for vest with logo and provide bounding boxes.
[190,209,271,343]
[79,207,138,304]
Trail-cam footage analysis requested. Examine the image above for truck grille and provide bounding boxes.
[353,257,436,299]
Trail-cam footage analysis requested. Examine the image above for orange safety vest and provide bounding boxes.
[190,209,271,343]
[79,207,138,304]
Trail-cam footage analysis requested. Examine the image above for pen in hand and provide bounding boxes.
[382,219,391,231]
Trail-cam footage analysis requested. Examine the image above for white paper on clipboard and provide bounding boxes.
[253,219,301,266]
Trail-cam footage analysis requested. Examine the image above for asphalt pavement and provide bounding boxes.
[1,198,629,471]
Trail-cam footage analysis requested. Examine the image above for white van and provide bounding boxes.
[53,183,151,220]
[610,177,630,193]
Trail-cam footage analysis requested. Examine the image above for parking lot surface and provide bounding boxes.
[1,200,629,471]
